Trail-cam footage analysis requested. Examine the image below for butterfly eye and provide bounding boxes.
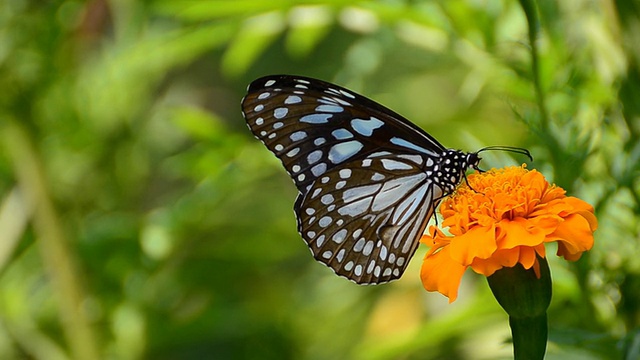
[241,75,504,284]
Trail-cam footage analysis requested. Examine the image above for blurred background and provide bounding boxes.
[1,0,639,359]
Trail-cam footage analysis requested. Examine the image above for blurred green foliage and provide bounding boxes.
[0,0,639,359]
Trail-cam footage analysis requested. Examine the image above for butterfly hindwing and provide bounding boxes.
[295,152,446,284]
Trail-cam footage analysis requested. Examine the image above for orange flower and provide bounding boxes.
[420,165,597,302]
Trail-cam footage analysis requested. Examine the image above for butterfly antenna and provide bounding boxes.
[476,146,533,162]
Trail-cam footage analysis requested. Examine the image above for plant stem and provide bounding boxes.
[519,0,550,129]
[2,121,101,360]
[510,314,548,360]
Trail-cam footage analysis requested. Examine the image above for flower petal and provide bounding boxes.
[551,213,595,260]
[497,218,545,248]
[421,246,466,303]
[470,250,512,276]
[562,197,598,231]
[518,246,538,269]
[450,224,497,265]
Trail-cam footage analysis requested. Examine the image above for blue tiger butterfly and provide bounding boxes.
[241,75,531,284]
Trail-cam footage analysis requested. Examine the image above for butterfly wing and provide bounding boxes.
[296,152,446,284]
[241,75,446,193]
[241,75,449,284]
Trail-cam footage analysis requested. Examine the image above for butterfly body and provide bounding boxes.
[241,75,482,284]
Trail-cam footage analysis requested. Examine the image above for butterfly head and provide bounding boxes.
[466,152,482,172]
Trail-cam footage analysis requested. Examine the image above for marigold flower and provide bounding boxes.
[420,165,597,302]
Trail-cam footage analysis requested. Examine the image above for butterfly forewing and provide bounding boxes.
[241,75,447,192]
[241,75,469,284]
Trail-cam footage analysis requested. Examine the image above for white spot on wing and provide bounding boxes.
[332,229,347,243]
[319,216,332,227]
[363,241,374,256]
[332,128,354,140]
[328,141,363,164]
[286,148,300,157]
[290,131,307,141]
[285,95,302,104]
[321,194,334,205]
[390,137,438,156]
[274,108,288,119]
[368,151,392,158]
[381,159,413,171]
[380,246,388,260]
[316,104,344,113]
[354,265,363,276]
[307,150,323,164]
[351,117,384,136]
[311,163,327,176]
[340,89,356,99]
[300,114,332,124]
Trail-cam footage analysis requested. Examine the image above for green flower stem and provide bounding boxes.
[487,256,552,360]
[509,313,548,360]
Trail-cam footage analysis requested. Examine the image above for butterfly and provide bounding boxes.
[241,75,530,285]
